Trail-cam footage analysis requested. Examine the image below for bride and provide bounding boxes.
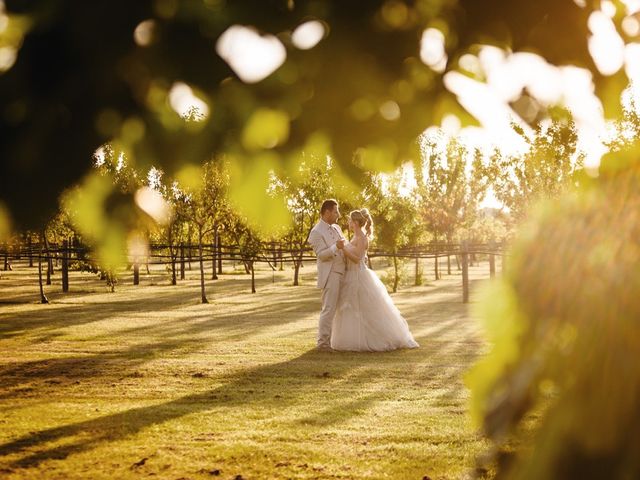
[331,209,420,352]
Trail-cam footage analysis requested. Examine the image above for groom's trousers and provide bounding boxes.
[318,270,343,347]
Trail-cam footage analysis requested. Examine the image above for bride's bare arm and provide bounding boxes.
[343,237,368,263]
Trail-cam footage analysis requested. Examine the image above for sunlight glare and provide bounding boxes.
[588,11,625,75]
[127,230,149,259]
[168,82,210,120]
[443,69,530,154]
[621,0,640,14]
[441,114,461,135]
[601,0,618,17]
[216,25,286,83]
[134,186,172,225]
[0,46,16,72]
[459,54,483,78]
[622,16,640,36]
[449,44,607,168]
[291,20,325,50]
[134,19,157,47]
[420,28,447,73]
[93,146,106,167]
[379,100,401,121]
[625,43,640,84]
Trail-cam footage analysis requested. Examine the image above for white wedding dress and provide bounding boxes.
[331,239,420,352]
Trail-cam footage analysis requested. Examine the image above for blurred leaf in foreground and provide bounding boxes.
[467,140,640,477]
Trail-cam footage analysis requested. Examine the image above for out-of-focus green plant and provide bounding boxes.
[0,0,611,237]
[467,140,640,478]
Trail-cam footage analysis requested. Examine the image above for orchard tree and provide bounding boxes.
[416,132,492,272]
[273,155,335,286]
[490,112,584,224]
[364,172,418,293]
[176,160,230,303]
[224,213,263,294]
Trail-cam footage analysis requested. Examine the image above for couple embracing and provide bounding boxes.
[307,199,419,352]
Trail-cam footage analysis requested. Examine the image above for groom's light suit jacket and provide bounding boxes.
[308,220,346,289]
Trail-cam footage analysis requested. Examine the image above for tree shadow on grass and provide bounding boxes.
[0,281,321,343]
[0,349,373,468]
[0,263,486,471]
[0,292,321,394]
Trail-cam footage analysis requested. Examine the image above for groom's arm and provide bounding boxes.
[308,230,339,262]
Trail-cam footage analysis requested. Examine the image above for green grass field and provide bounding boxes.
[0,257,494,479]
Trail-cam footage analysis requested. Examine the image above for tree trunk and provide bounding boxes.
[293,249,303,286]
[38,236,49,304]
[447,255,451,275]
[251,261,256,293]
[198,231,208,304]
[392,253,399,293]
[171,251,177,285]
[414,256,421,286]
[133,257,140,285]
[434,254,439,280]
[180,242,185,280]
[211,241,217,280]
[271,242,277,271]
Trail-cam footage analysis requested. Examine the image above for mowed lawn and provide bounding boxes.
[0,257,494,479]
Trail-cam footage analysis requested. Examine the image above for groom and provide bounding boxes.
[307,199,346,351]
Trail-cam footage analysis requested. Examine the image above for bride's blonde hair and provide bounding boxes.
[350,208,374,238]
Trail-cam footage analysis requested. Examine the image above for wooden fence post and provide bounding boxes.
[489,239,496,279]
[28,236,33,267]
[462,240,469,304]
[43,237,52,286]
[38,236,49,304]
[62,240,69,292]
[211,240,218,280]
[217,234,223,274]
